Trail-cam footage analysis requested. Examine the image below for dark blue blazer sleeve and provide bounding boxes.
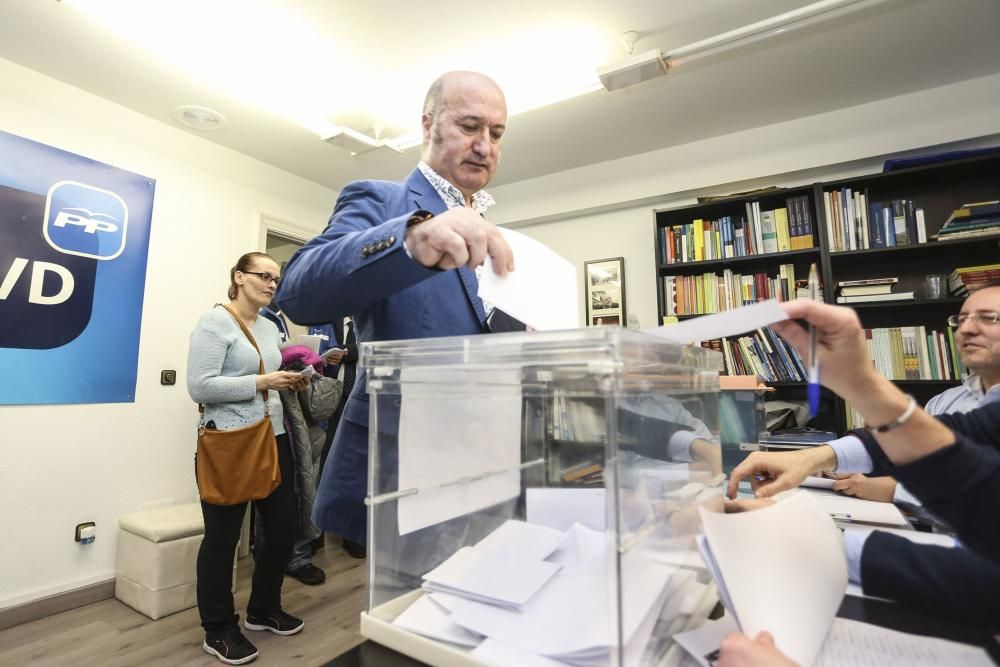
[856,401,1000,476]
[856,402,1000,560]
[275,179,440,324]
[861,531,1000,629]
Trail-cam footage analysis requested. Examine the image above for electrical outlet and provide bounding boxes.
[160,369,176,385]
[75,521,96,545]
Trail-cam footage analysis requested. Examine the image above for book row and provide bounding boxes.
[657,195,814,264]
[948,263,1000,297]
[935,200,1000,241]
[823,189,928,252]
[701,328,807,384]
[661,264,814,316]
[864,326,967,382]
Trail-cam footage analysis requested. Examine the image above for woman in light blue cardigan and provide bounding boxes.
[187,251,307,665]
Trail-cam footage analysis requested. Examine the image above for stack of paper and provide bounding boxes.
[795,487,908,527]
[697,491,847,665]
[431,552,674,666]
[394,519,697,667]
[422,547,562,611]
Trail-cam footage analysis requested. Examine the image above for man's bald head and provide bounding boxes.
[420,71,508,202]
[422,71,504,118]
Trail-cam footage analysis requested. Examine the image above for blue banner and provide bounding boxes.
[0,130,155,404]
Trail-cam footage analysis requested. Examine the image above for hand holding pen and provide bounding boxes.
[768,299,881,408]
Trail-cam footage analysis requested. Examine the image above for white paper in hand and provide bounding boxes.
[644,299,788,344]
[698,491,847,667]
[479,227,578,331]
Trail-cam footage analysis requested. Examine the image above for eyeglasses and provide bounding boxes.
[242,271,280,286]
[947,312,1000,327]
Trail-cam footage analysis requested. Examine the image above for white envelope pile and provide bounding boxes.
[393,519,704,667]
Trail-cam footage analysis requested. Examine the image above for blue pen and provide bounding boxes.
[807,263,821,417]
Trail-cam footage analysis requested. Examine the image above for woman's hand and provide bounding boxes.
[256,371,307,391]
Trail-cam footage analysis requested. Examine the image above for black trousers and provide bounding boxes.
[197,433,296,639]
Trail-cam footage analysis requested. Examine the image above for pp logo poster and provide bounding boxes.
[0,130,155,405]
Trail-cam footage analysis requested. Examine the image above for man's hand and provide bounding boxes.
[723,497,777,513]
[770,299,881,405]
[727,446,837,499]
[717,631,799,667]
[404,209,514,275]
[831,473,896,503]
[690,438,723,478]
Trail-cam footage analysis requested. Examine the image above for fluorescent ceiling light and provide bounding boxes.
[597,49,667,92]
[597,0,895,92]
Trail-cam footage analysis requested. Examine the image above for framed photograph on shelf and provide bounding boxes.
[584,257,626,327]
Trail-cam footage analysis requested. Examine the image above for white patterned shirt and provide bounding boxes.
[417,161,495,214]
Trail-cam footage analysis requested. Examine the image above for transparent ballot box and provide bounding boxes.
[359,327,724,667]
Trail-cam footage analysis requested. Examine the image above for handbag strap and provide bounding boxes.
[199,303,271,419]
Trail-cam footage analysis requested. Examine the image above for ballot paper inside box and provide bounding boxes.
[358,326,726,667]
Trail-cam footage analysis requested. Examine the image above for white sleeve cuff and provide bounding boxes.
[842,526,874,585]
[666,430,696,463]
[892,482,922,507]
[828,435,875,474]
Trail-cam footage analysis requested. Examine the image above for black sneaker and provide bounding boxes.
[342,537,366,559]
[286,563,326,585]
[203,632,258,665]
[245,610,304,636]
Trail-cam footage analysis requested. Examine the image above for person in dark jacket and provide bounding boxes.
[720,299,1000,664]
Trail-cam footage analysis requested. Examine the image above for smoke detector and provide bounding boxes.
[172,105,227,131]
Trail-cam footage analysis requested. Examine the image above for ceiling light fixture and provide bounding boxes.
[322,123,404,161]
[597,0,895,92]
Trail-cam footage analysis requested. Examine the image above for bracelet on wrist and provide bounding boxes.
[864,394,917,434]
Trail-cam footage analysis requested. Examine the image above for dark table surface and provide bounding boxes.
[324,596,1000,666]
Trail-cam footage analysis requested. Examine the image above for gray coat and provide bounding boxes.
[279,375,342,540]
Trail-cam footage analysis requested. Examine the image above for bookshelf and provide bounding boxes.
[653,152,1000,433]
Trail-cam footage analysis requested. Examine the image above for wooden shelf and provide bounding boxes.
[657,247,820,273]
[891,379,962,385]
[829,234,1000,260]
[843,297,964,309]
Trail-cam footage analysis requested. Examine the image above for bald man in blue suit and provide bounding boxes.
[276,71,516,556]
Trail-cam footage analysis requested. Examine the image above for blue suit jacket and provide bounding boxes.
[276,168,489,540]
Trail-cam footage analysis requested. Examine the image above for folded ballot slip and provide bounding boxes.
[474,519,568,561]
[422,546,562,612]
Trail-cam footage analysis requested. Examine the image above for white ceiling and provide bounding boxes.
[2,0,999,192]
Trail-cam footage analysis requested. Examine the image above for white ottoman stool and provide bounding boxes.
[115,503,206,620]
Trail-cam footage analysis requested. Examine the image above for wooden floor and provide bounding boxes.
[0,537,368,667]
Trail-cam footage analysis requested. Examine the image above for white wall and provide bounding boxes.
[0,58,337,609]
[490,73,1000,330]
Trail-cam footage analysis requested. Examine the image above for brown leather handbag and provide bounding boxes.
[195,305,281,505]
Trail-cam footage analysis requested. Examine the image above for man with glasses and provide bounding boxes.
[825,281,1000,505]
[726,282,1000,626]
